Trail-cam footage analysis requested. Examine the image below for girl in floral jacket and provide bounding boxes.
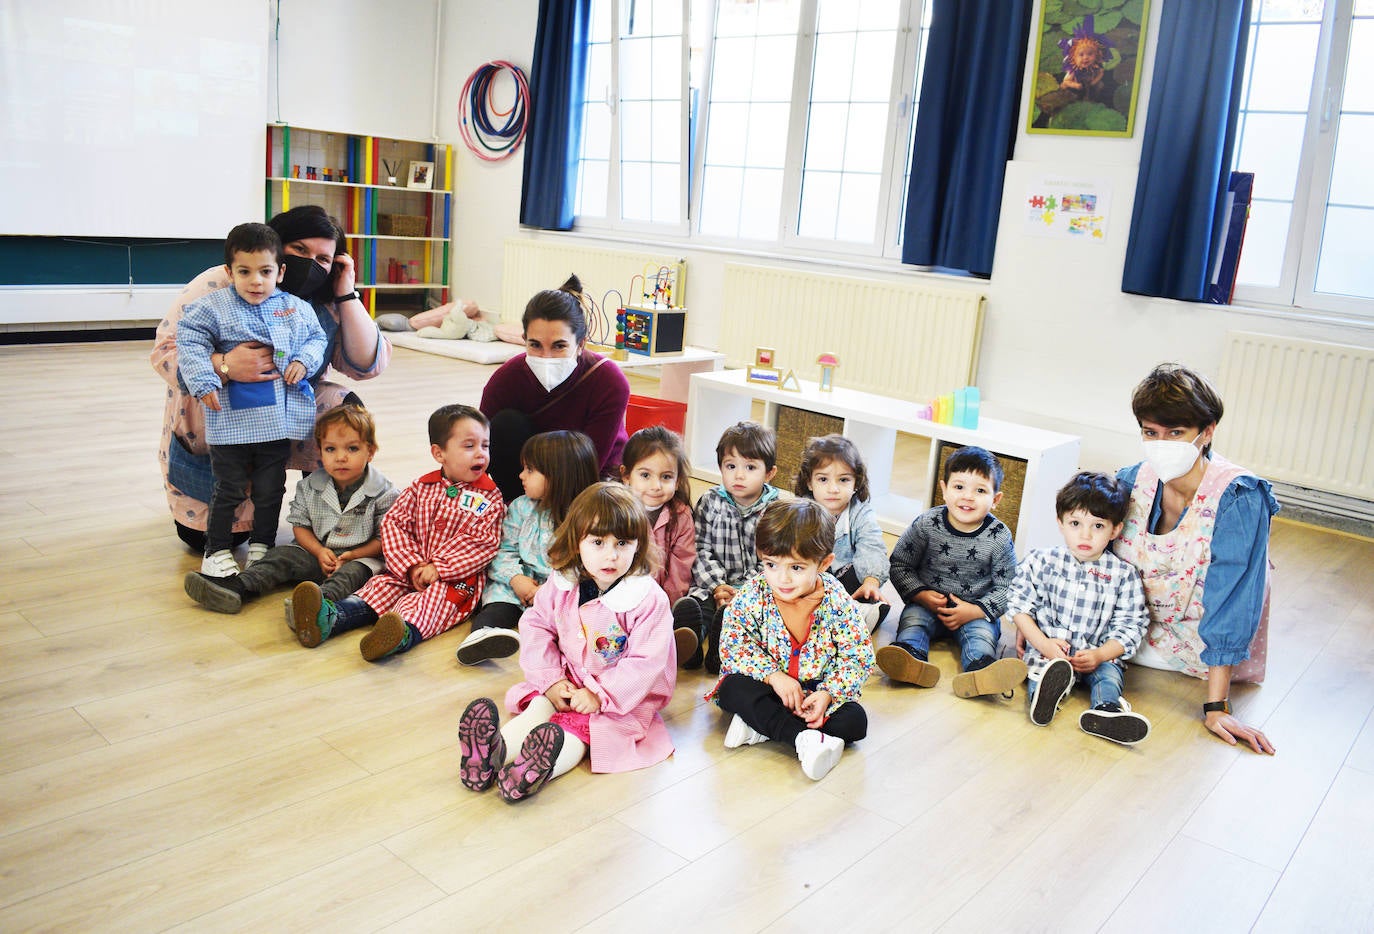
[458,483,676,802]
[710,498,875,781]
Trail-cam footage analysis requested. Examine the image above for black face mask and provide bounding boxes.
[280,254,330,301]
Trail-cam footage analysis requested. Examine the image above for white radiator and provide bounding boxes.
[720,263,986,401]
[502,238,684,341]
[1218,331,1374,500]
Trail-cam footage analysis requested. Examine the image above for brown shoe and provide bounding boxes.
[673,627,699,667]
[360,611,412,662]
[952,657,1027,699]
[292,581,325,648]
[876,645,940,687]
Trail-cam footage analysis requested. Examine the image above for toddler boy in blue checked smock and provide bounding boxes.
[177,222,327,581]
[1010,472,1152,745]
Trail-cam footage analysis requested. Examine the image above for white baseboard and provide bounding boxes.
[0,287,179,326]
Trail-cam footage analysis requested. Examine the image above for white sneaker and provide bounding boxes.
[794,729,844,781]
[724,714,769,748]
[1079,697,1152,745]
[201,549,240,579]
[860,602,890,633]
[455,627,521,665]
[246,543,270,567]
[284,597,295,631]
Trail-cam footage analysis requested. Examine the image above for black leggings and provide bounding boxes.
[716,673,868,745]
[487,408,535,504]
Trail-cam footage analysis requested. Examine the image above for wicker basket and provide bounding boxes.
[377,214,427,237]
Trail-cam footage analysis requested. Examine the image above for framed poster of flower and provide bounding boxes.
[1027,0,1150,137]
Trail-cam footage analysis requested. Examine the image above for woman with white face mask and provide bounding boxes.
[1112,364,1279,754]
[479,274,630,503]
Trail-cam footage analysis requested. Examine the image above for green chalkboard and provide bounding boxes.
[0,237,224,287]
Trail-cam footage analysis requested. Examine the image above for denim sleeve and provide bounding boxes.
[1198,477,1278,666]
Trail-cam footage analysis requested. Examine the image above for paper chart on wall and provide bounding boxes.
[1024,176,1111,242]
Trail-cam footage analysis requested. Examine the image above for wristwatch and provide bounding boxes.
[335,290,361,304]
[1202,699,1231,716]
[217,354,230,376]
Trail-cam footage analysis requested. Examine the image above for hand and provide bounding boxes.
[712,584,736,607]
[799,690,832,729]
[282,360,306,384]
[409,563,438,589]
[330,252,357,295]
[915,590,947,612]
[1069,646,1104,673]
[567,687,602,715]
[936,595,981,630]
[199,390,221,412]
[511,575,539,606]
[316,548,340,575]
[853,579,884,602]
[1039,638,1072,661]
[1014,630,1027,659]
[766,672,805,713]
[1205,710,1276,755]
[545,679,575,712]
[223,341,278,383]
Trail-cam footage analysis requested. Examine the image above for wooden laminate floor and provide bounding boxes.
[1,341,1372,932]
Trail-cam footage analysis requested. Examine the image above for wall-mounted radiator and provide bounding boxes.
[502,238,682,329]
[720,263,986,402]
[1218,331,1374,501]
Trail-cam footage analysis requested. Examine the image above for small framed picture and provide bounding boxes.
[746,364,781,387]
[407,161,434,190]
[754,347,775,367]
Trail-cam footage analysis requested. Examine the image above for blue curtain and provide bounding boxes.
[1122,0,1252,300]
[901,0,1033,278]
[520,0,591,230]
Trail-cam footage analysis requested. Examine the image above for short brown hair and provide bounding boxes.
[428,404,488,446]
[1131,363,1224,456]
[715,420,777,469]
[1055,471,1129,525]
[754,498,836,563]
[314,404,378,449]
[547,482,655,579]
[793,434,870,502]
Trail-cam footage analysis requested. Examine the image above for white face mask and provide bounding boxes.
[526,353,579,392]
[1142,437,1203,483]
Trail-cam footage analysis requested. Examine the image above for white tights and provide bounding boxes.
[501,695,587,781]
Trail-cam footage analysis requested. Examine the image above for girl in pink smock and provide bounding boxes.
[457,483,677,802]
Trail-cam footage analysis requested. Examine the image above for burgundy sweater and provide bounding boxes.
[479,349,630,475]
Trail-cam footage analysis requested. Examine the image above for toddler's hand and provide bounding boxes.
[937,595,980,630]
[853,579,884,602]
[199,390,221,412]
[545,679,575,712]
[1069,647,1103,673]
[568,687,602,714]
[799,690,832,729]
[766,672,805,713]
[409,563,438,590]
[511,575,539,606]
[316,548,340,575]
[1042,638,1072,661]
[712,584,736,607]
[282,360,306,384]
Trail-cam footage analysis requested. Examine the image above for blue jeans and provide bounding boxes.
[1028,659,1124,708]
[894,603,998,670]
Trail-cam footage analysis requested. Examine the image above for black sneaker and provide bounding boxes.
[183,572,246,614]
[1079,700,1152,745]
[1029,658,1073,726]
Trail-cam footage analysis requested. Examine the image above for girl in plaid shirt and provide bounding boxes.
[457,483,676,802]
[1010,472,1150,745]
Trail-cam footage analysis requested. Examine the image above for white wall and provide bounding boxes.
[437,0,1374,475]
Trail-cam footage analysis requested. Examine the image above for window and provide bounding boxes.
[576,0,931,259]
[1232,0,1374,314]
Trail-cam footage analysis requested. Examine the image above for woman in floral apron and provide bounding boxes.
[1113,364,1279,754]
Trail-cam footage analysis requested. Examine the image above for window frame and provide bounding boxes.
[1232,0,1373,318]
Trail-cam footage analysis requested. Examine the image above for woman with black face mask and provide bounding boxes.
[152,205,392,552]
